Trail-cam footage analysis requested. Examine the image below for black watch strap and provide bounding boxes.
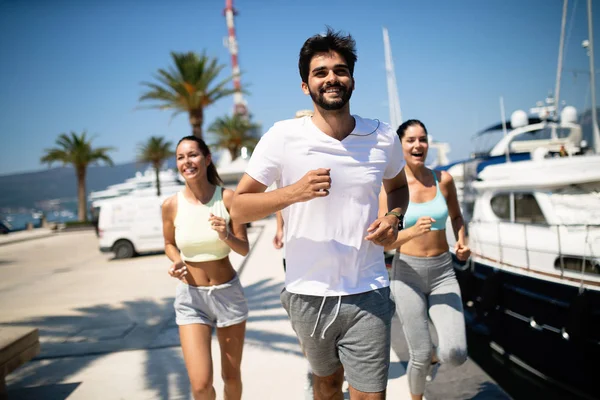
[385,211,404,229]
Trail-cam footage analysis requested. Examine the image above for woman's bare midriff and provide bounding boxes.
[398,230,449,257]
[181,257,236,287]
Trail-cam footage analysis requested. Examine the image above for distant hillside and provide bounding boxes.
[0,158,176,210]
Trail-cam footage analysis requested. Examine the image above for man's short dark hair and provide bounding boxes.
[298,27,357,84]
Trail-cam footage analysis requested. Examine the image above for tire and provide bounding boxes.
[113,239,135,259]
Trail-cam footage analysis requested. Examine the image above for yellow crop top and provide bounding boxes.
[174,187,231,262]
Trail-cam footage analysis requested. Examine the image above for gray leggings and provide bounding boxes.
[391,251,467,395]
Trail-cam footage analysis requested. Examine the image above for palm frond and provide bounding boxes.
[89,151,115,167]
[137,136,175,166]
[41,131,114,168]
[40,149,71,166]
[207,114,261,158]
[138,51,238,131]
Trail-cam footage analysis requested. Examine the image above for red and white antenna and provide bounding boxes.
[224,0,248,117]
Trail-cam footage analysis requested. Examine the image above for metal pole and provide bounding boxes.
[587,0,600,153]
[497,221,503,264]
[580,224,590,293]
[557,225,565,277]
[500,96,509,163]
[555,0,568,116]
[523,224,530,270]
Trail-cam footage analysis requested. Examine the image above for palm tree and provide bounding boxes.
[41,132,114,222]
[139,51,238,140]
[208,114,260,161]
[137,136,175,196]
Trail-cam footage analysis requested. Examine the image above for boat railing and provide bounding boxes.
[465,220,600,289]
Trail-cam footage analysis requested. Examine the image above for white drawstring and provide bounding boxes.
[310,296,327,338]
[205,275,236,296]
[321,296,342,339]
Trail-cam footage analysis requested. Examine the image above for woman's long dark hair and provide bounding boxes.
[176,136,223,186]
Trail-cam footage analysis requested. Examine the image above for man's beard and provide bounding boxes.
[309,83,353,111]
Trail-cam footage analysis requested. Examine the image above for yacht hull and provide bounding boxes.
[453,255,600,399]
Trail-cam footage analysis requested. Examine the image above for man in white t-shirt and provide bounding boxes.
[231,28,408,399]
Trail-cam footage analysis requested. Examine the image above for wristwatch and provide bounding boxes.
[385,211,404,230]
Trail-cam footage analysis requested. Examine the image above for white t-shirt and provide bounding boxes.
[246,115,404,296]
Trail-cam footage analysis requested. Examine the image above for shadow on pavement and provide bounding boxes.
[244,278,286,313]
[2,297,191,399]
[107,250,165,262]
[7,382,81,400]
[144,347,190,400]
[243,277,305,357]
[388,360,407,380]
[469,381,512,400]
[3,275,305,396]
[1,298,176,358]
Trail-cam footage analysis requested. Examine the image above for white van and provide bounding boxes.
[97,187,179,258]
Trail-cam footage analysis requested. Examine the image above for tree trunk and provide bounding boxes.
[228,147,238,162]
[154,164,161,197]
[76,167,87,222]
[189,107,204,139]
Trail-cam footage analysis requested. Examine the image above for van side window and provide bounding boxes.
[515,194,546,224]
[490,194,510,221]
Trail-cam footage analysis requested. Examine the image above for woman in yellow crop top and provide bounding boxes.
[379,120,471,400]
[162,136,249,400]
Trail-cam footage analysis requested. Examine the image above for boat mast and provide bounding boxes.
[586,0,600,153]
[554,0,568,118]
[383,27,402,128]
[383,27,450,166]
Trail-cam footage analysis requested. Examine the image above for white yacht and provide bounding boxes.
[442,99,590,221]
[445,106,600,399]
[381,0,599,395]
[215,149,250,185]
[89,168,184,207]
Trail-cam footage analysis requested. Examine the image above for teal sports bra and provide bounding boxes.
[403,171,448,231]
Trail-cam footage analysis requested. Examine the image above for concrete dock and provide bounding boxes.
[0,219,509,399]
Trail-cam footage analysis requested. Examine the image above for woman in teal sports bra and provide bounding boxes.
[379,119,471,400]
[162,136,249,400]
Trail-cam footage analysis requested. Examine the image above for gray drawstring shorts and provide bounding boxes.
[281,286,393,393]
[174,274,248,328]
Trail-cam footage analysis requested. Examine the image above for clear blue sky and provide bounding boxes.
[0,0,596,175]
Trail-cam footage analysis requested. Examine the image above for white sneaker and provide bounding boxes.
[425,362,440,382]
